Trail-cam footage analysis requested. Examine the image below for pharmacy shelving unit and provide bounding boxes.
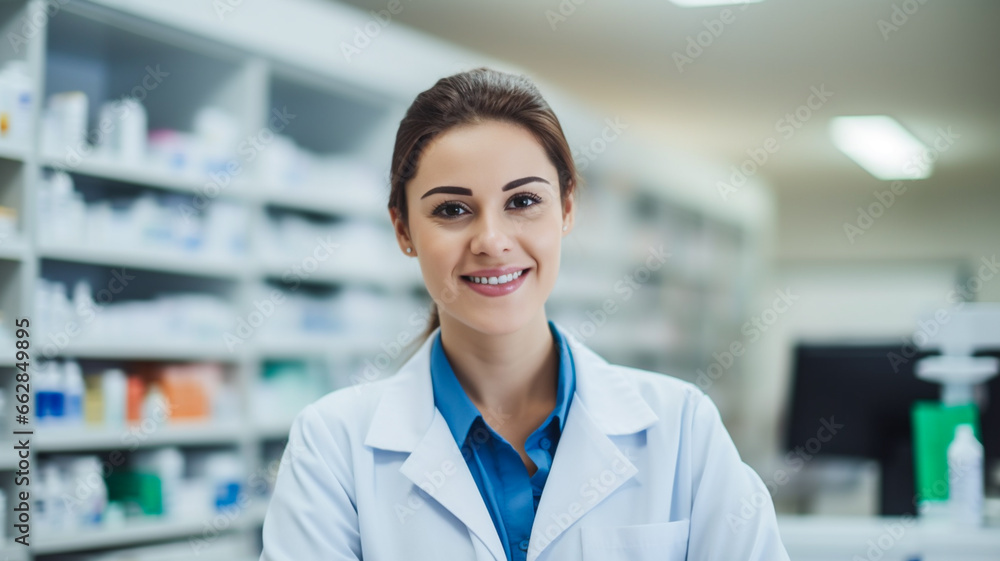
[546,152,770,422]
[0,0,771,559]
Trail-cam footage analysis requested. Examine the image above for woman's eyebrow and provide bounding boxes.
[420,176,550,199]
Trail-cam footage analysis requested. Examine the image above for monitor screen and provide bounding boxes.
[784,344,999,515]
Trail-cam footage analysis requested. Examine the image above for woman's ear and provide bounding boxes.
[561,185,576,235]
[390,207,414,255]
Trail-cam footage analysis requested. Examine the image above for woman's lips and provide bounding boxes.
[460,268,530,297]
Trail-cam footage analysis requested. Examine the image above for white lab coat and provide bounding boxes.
[259,322,790,561]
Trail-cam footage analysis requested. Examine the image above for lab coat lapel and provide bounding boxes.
[364,327,507,561]
[398,412,506,561]
[363,323,658,561]
[526,324,660,561]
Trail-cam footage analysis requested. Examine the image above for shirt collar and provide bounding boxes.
[431,319,577,447]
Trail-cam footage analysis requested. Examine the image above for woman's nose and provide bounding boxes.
[470,211,514,255]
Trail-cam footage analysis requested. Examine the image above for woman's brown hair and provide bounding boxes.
[387,66,581,363]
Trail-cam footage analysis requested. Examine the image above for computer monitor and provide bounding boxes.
[783,343,999,515]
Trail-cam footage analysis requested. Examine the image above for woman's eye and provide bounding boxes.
[433,202,468,217]
[508,193,542,209]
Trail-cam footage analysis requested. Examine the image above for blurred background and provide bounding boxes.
[0,0,998,559]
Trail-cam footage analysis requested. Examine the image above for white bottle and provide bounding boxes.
[0,60,33,146]
[47,280,72,334]
[948,423,984,527]
[63,359,84,426]
[102,368,127,428]
[204,452,243,513]
[66,455,107,528]
[72,279,95,339]
[43,91,88,158]
[37,463,67,532]
[45,171,85,245]
[96,97,147,164]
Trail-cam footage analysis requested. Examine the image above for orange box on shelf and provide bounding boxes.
[160,367,209,421]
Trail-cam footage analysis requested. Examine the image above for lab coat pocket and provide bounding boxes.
[581,519,690,561]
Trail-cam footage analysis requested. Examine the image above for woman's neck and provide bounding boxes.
[437,312,559,425]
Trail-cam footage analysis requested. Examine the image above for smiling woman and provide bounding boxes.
[259,67,790,561]
[392,118,572,341]
[386,68,579,348]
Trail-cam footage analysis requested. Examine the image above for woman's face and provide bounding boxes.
[392,119,574,336]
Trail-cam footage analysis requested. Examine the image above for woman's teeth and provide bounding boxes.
[465,269,524,285]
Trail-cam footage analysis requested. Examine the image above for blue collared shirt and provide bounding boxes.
[430,320,576,561]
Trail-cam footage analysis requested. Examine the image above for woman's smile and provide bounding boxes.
[461,267,532,297]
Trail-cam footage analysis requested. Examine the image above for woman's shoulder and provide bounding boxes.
[596,360,733,435]
[564,328,707,414]
[598,362,736,449]
[603,361,707,407]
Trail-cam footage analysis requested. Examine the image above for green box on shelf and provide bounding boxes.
[105,471,163,516]
[911,401,980,503]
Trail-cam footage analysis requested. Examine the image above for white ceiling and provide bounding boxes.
[330,0,999,196]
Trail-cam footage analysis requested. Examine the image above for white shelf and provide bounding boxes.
[0,542,27,561]
[40,154,254,200]
[0,446,19,470]
[0,143,29,161]
[256,259,421,291]
[254,418,295,440]
[0,238,27,261]
[0,351,17,367]
[253,184,386,223]
[34,421,244,452]
[33,506,266,555]
[778,515,1000,561]
[253,336,379,358]
[55,340,242,362]
[38,242,247,279]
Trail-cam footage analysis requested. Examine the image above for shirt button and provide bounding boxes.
[539,437,552,450]
[519,539,529,551]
